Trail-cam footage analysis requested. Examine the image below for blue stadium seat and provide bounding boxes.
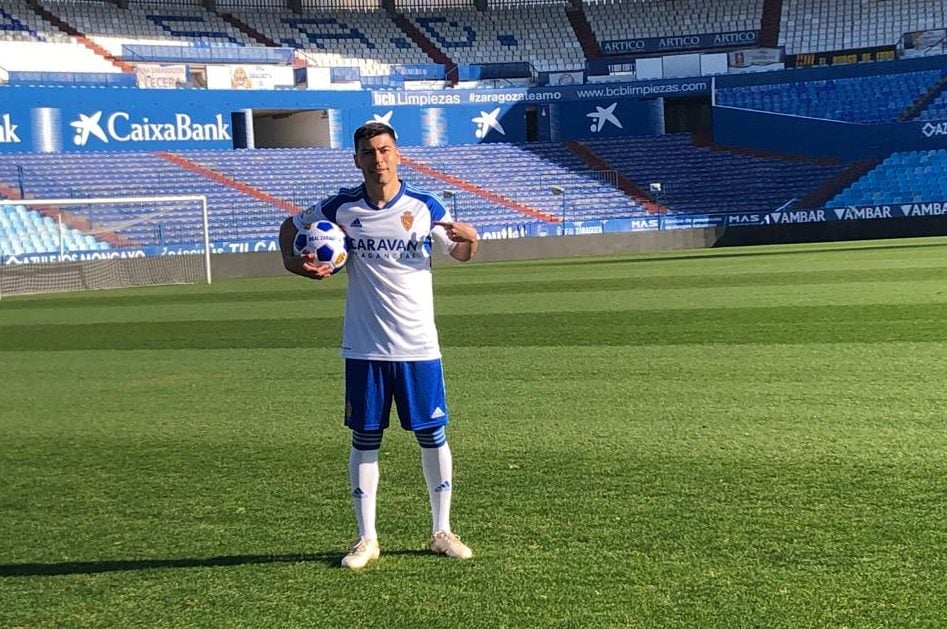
[718,70,944,123]
[828,150,947,207]
[582,134,850,214]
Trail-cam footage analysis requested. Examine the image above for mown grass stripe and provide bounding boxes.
[2,303,944,351]
[4,265,947,314]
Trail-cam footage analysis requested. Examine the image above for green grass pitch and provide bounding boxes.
[2,237,946,628]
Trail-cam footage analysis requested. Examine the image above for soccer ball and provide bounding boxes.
[293,220,348,271]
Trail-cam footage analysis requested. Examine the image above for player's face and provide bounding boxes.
[354,133,400,187]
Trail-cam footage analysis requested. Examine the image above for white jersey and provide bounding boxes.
[294,181,456,361]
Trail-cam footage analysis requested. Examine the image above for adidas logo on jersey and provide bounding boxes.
[430,407,446,419]
[350,218,362,228]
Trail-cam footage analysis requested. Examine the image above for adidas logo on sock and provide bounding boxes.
[430,407,446,419]
[434,481,451,493]
[352,487,365,498]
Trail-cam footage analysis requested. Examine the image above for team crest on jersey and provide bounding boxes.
[400,211,414,230]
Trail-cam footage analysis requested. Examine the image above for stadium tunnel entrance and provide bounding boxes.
[232,108,335,149]
[663,95,712,134]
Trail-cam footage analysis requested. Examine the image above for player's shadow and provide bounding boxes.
[0,549,430,577]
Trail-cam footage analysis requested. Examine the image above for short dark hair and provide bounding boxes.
[354,122,396,148]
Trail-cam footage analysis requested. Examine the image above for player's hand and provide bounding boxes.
[433,221,478,243]
[300,252,334,279]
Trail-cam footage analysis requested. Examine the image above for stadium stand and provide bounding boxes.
[0,152,287,245]
[0,40,122,74]
[585,0,763,45]
[827,149,947,207]
[0,1,124,74]
[0,141,654,250]
[582,134,852,215]
[41,0,258,58]
[403,6,585,73]
[231,9,432,76]
[917,88,947,121]
[177,147,355,209]
[717,70,946,123]
[399,143,642,220]
[126,145,632,227]
[1,135,855,247]
[0,203,108,256]
[780,0,946,54]
[1,1,70,42]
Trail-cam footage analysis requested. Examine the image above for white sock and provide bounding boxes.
[348,447,379,540]
[420,444,453,533]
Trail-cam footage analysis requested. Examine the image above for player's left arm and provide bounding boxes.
[434,221,479,261]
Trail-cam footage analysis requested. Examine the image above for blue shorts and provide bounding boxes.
[344,359,449,432]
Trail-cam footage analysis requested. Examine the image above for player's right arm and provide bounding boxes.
[279,216,333,280]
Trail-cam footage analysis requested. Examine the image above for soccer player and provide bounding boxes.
[279,122,479,570]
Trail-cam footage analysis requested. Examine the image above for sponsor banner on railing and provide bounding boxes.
[921,120,947,138]
[135,64,188,89]
[370,77,711,108]
[205,64,294,90]
[476,224,533,240]
[390,64,445,80]
[544,202,947,236]
[723,201,947,225]
[729,48,783,68]
[728,48,785,73]
[2,239,283,266]
[330,67,361,83]
[545,71,585,86]
[786,45,897,68]
[799,202,946,220]
[602,30,759,56]
[10,72,136,87]
[902,29,947,58]
[4,248,149,266]
[534,215,705,237]
[122,44,294,65]
[660,214,726,229]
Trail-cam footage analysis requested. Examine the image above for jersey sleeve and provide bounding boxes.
[428,196,457,255]
[292,202,327,230]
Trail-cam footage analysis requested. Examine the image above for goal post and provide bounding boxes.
[0,194,211,299]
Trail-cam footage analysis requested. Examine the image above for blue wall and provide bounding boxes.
[713,106,947,159]
[0,78,704,154]
[371,97,662,145]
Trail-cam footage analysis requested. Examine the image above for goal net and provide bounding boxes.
[0,195,211,299]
